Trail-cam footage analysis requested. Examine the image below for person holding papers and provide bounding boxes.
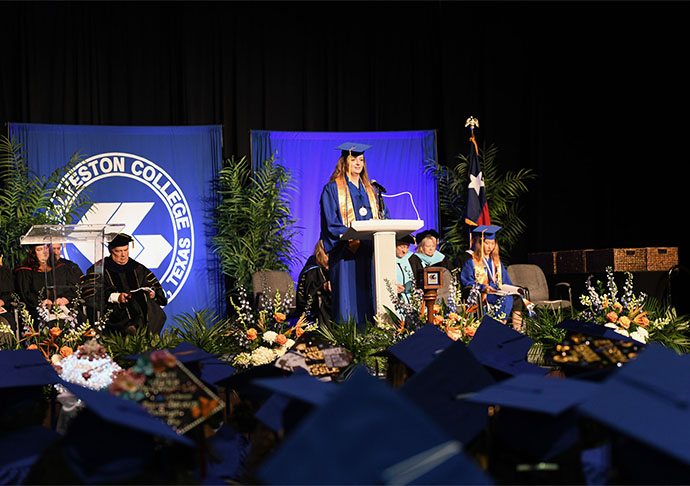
[460,225,524,330]
[319,142,389,328]
[82,233,167,335]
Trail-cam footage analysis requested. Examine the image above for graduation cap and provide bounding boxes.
[253,369,337,434]
[258,366,492,485]
[335,142,372,157]
[0,349,60,389]
[466,374,601,483]
[399,338,496,444]
[556,319,640,344]
[196,424,250,485]
[107,232,134,250]
[577,344,690,482]
[467,316,549,378]
[0,425,60,485]
[472,225,502,240]
[376,323,454,375]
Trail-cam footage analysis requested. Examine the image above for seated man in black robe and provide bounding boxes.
[83,233,168,335]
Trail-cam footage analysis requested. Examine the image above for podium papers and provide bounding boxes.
[19,224,125,326]
[340,219,423,320]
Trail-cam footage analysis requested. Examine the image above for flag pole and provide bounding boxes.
[465,116,480,245]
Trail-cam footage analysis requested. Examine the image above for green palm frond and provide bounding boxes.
[171,308,236,354]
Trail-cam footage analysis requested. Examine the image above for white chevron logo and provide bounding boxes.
[73,202,173,269]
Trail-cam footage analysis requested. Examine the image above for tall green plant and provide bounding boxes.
[211,155,298,294]
[425,142,536,263]
[0,135,93,269]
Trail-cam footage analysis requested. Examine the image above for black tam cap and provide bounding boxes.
[108,233,134,251]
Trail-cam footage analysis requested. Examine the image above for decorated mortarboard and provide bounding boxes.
[578,344,690,469]
[466,374,601,470]
[107,232,134,250]
[258,366,492,485]
[375,323,454,374]
[335,142,372,156]
[0,349,60,388]
[472,225,502,240]
[0,425,60,485]
[399,338,496,444]
[467,316,549,378]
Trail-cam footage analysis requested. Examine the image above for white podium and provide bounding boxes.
[341,219,423,319]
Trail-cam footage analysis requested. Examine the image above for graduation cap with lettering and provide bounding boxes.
[467,316,549,379]
[399,338,496,445]
[259,366,493,485]
[466,374,601,483]
[577,344,690,483]
[335,142,372,157]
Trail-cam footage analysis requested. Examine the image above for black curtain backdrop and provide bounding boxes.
[1,1,688,267]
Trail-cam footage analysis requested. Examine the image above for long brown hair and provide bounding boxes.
[23,245,51,271]
[314,240,328,269]
[328,155,375,193]
[471,235,501,266]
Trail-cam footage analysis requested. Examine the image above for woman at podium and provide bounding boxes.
[319,142,389,328]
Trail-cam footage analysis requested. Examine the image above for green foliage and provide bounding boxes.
[0,135,92,269]
[211,155,298,296]
[171,308,237,355]
[100,326,181,368]
[643,298,690,354]
[523,306,569,355]
[425,142,536,263]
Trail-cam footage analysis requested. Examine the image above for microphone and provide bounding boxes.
[371,180,387,194]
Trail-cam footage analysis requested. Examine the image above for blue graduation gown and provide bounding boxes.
[319,179,389,327]
[460,257,514,319]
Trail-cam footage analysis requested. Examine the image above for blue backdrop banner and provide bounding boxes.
[250,130,439,281]
[8,123,224,327]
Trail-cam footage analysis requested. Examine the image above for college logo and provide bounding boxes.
[56,152,194,302]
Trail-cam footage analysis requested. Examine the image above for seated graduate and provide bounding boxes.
[14,244,77,322]
[395,234,416,303]
[295,240,332,326]
[319,142,390,328]
[83,233,167,335]
[0,261,17,332]
[408,229,454,287]
[460,225,523,329]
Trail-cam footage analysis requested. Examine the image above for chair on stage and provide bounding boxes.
[252,270,296,315]
[506,264,572,311]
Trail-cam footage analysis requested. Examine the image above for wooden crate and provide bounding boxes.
[528,251,557,275]
[645,247,678,271]
[585,248,647,273]
[556,250,589,274]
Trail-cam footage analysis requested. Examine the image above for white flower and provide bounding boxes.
[284,339,295,349]
[251,346,277,366]
[233,352,251,367]
[629,327,649,344]
[613,328,630,338]
[263,331,278,344]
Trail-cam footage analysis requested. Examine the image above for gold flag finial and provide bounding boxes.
[465,116,479,130]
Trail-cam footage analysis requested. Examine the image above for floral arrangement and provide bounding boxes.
[384,274,481,343]
[13,292,110,364]
[54,339,122,390]
[226,286,316,368]
[579,267,650,343]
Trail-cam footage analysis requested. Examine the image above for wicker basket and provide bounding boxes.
[646,247,678,271]
[556,250,589,274]
[528,252,558,275]
[586,248,647,273]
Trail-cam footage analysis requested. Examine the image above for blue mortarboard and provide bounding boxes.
[578,344,690,469]
[466,374,601,475]
[0,349,60,388]
[377,324,454,374]
[196,424,250,485]
[399,338,496,444]
[253,369,337,434]
[259,366,493,485]
[468,316,549,378]
[335,142,372,156]
[472,225,502,240]
[0,425,60,485]
[219,363,293,403]
[556,319,640,344]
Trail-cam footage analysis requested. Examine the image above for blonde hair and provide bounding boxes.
[314,240,328,269]
[329,155,375,193]
[415,235,437,253]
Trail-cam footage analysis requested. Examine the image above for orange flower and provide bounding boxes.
[274,312,286,323]
[275,333,287,346]
[246,328,258,340]
[606,311,619,323]
[27,344,38,350]
[446,328,462,341]
[618,316,631,329]
[295,326,304,338]
[635,315,650,327]
[83,329,97,338]
[49,327,62,338]
[448,312,459,322]
[59,346,73,357]
[433,314,444,325]
[464,326,476,337]
[613,302,623,312]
